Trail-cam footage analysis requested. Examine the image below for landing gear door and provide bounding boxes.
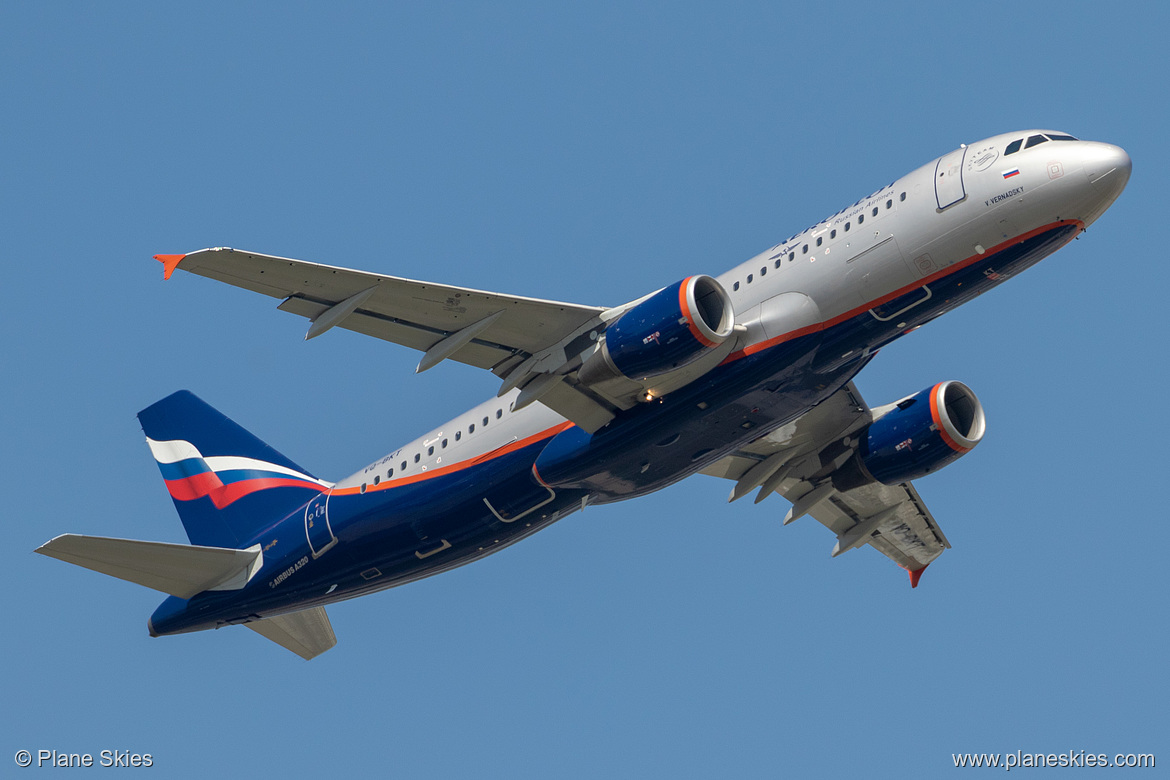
[305,492,337,558]
[935,147,967,210]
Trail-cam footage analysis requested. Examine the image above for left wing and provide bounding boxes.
[701,382,950,584]
[157,248,618,430]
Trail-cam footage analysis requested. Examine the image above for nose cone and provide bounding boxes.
[1083,142,1132,202]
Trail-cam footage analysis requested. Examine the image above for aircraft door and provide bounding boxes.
[934,147,967,210]
[305,492,337,558]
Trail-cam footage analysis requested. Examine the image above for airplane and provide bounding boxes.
[37,130,1130,659]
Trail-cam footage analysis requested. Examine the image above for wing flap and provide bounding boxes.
[245,607,337,660]
[803,482,949,571]
[35,534,263,599]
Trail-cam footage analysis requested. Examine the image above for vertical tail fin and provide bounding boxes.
[138,391,330,548]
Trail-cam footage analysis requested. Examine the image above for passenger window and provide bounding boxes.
[900,192,906,201]
[496,409,502,419]
[455,431,461,442]
[483,417,489,426]
[872,207,878,217]
[414,453,420,463]
[816,237,823,247]
[788,251,795,261]
[802,244,808,254]
[733,281,740,291]
[441,439,447,448]
[774,258,782,269]
[858,214,864,224]
[1004,139,1023,155]
[373,476,380,486]
[830,229,837,239]
[886,199,892,209]
[747,274,753,283]
[388,468,394,477]
[400,461,406,471]
[845,222,851,232]
[759,266,766,276]
[469,423,475,433]
[1025,134,1048,149]
[427,446,434,456]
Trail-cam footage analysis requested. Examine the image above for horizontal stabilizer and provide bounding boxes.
[245,607,337,660]
[35,534,262,600]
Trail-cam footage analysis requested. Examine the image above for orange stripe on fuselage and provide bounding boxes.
[331,420,576,496]
[722,219,1084,364]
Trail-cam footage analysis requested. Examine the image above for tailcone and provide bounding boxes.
[148,594,203,636]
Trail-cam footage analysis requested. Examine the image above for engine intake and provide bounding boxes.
[858,381,986,485]
[579,275,734,385]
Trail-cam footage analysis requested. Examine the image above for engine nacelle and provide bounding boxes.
[578,275,734,385]
[858,381,986,485]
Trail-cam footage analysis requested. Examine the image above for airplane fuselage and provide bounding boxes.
[149,131,1130,636]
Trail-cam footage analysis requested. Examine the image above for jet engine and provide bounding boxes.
[578,275,735,386]
[837,381,986,487]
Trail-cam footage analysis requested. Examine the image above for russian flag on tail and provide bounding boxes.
[146,436,328,509]
[138,391,331,548]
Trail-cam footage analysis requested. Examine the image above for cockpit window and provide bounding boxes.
[1004,139,1023,155]
[1045,133,1078,141]
[1025,134,1048,149]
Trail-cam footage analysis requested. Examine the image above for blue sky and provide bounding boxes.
[3,2,1165,777]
